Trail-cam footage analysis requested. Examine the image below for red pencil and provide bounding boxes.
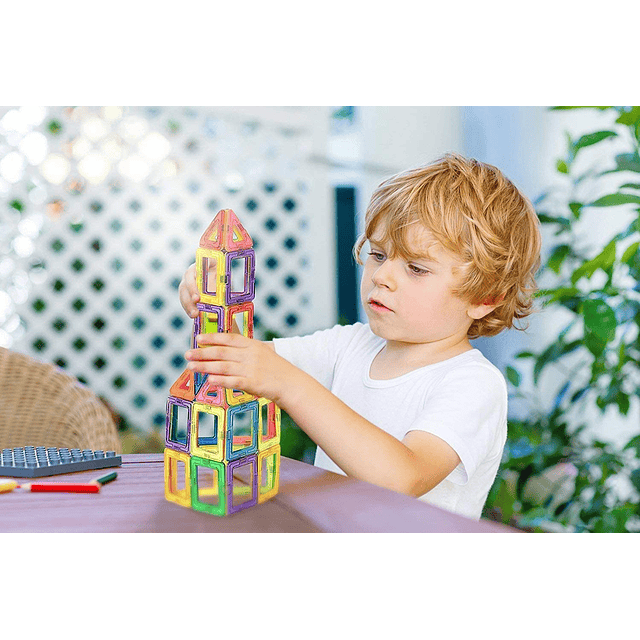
[21,482,100,493]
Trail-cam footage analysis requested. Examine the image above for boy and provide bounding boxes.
[180,153,541,520]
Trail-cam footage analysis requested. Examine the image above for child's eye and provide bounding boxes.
[408,264,429,276]
[368,251,385,262]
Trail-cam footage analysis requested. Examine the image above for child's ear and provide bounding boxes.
[467,294,504,320]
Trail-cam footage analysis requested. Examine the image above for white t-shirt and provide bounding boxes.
[273,322,507,520]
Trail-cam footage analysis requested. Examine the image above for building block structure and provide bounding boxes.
[164,209,281,515]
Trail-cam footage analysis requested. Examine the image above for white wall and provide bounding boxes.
[328,106,465,321]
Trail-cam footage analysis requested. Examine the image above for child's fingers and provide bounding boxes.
[185,345,240,362]
[196,332,247,347]
[187,359,242,377]
[206,374,245,390]
[178,285,198,316]
[178,263,199,317]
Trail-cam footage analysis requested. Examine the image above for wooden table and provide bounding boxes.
[0,454,516,532]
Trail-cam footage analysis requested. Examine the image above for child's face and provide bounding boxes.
[360,224,484,346]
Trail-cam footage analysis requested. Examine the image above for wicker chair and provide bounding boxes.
[0,348,120,452]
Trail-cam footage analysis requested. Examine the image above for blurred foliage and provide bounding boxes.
[47,119,62,135]
[279,410,317,464]
[483,106,640,532]
[120,426,165,454]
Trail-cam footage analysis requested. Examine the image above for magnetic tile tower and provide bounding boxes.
[164,209,281,515]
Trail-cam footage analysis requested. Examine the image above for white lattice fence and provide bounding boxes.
[1,106,334,433]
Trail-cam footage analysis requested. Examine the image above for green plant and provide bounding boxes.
[483,106,640,532]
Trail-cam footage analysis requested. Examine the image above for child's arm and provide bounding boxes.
[185,332,460,497]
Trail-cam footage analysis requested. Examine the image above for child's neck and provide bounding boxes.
[369,335,474,380]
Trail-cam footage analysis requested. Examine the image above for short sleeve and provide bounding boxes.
[404,364,507,485]
[272,323,364,389]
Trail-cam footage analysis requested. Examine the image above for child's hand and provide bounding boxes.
[178,263,199,318]
[185,333,288,403]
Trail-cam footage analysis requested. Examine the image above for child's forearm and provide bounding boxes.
[185,333,456,496]
[274,364,437,496]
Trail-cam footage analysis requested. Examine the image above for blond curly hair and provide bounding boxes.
[354,153,541,338]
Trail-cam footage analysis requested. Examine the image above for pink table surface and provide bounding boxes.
[0,453,517,533]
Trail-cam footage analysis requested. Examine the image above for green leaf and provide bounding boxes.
[538,286,581,304]
[630,469,640,493]
[624,434,640,455]
[533,340,582,384]
[584,300,617,343]
[506,365,521,388]
[590,193,640,207]
[574,130,617,151]
[583,299,617,354]
[617,392,630,415]
[568,201,583,219]
[547,244,572,274]
[571,240,616,284]
[615,106,640,126]
[557,160,569,174]
[538,291,582,314]
[620,183,640,190]
[614,153,640,173]
[571,386,590,403]
[537,212,571,229]
[621,241,639,265]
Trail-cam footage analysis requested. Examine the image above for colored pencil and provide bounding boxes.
[93,471,117,486]
[21,482,100,493]
[0,480,19,494]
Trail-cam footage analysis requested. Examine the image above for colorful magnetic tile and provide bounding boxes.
[258,399,281,451]
[198,208,253,251]
[223,210,253,250]
[197,303,224,335]
[194,371,208,395]
[190,455,226,516]
[258,445,280,504]
[169,368,196,401]
[227,454,258,514]
[225,387,255,407]
[164,448,192,508]
[195,380,225,406]
[226,401,259,460]
[226,302,254,339]
[199,213,224,250]
[165,210,281,516]
[165,397,191,453]
[196,247,226,306]
[225,249,255,305]
[190,403,226,461]
[191,314,201,349]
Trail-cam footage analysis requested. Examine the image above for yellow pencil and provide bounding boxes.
[0,480,19,494]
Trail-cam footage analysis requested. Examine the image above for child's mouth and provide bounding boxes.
[368,299,392,312]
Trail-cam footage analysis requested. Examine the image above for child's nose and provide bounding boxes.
[371,259,397,289]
